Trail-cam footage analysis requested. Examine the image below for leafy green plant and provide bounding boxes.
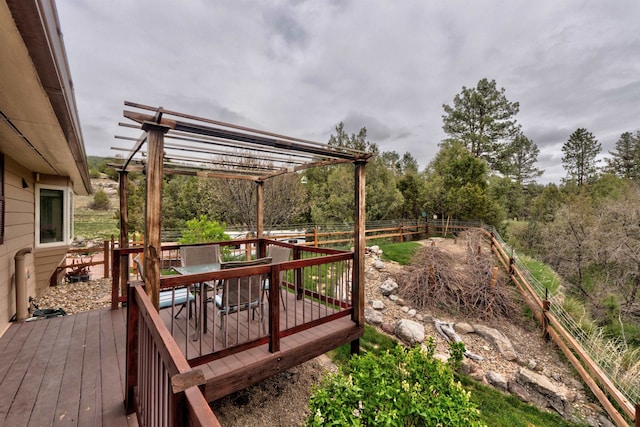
[307,341,485,427]
[179,215,231,244]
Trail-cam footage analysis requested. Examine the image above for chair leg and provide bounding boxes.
[279,286,286,310]
[174,303,185,319]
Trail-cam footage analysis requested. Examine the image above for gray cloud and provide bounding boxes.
[57,0,640,185]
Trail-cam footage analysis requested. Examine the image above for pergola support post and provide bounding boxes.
[118,170,129,304]
[256,180,264,258]
[142,121,170,309]
[351,159,367,355]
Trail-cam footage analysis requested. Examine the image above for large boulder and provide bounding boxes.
[473,324,518,361]
[364,307,383,325]
[515,368,574,416]
[394,319,425,345]
[380,278,398,296]
[485,371,508,391]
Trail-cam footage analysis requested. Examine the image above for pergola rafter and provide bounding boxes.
[110,101,372,354]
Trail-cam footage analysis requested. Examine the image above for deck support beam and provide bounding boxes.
[256,179,264,238]
[118,170,129,305]
[142,120,171,309]
[351,159,367,355]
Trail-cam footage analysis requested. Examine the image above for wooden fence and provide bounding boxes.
[479,227,638,427]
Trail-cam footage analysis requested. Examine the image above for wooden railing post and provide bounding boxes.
[103,240,110,278]
[294,246,303,300]
[125,283,141,413]
[313,227,318,248]
[635,402,639,427]
[268,265,281,353]
[111,250,121,310]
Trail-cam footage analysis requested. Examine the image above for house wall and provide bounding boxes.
[0,156,72,336]
[0,155,36,336]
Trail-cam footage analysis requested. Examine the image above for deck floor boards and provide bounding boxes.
[0,309,135,427]
[0,287,360,424]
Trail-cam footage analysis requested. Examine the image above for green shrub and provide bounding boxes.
[179,215,231,244]
[306,341,485,427]
[91,189,111,210]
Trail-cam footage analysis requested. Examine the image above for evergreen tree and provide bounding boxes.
[442,78,520,172]
[606,131,640,180]
[501,133,543,184]
[561,128,601,186]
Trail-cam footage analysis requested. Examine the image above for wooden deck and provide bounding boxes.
[159,288,362,402]
[0,289,361,425]
[0,309,136,426]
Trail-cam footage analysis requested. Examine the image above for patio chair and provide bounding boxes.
[133,254,194,318]
[262,246,292,310]
[215,257,271,346]
[180,244,221,267]
[179,244,221,291]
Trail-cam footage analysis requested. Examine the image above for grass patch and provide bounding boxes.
[519,254,561,294]
[378,241,422,265]
[457,375,583,427]
[74,209,119,240]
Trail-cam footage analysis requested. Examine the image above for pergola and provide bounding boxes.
[111,101,372,341]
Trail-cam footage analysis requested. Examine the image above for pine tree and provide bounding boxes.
[561,128,601,186]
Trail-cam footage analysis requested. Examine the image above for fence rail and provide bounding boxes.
[478,225,638,426]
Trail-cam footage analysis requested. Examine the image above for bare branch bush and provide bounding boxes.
[398,238,519,320]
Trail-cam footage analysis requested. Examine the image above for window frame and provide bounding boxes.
[35,183,73,247]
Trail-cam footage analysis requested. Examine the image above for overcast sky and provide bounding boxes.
[56,0,640,184]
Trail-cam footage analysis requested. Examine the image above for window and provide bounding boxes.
[36,184,73,246]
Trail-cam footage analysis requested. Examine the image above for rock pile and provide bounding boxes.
[364,245,614,427]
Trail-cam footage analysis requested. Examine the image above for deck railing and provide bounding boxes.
[126,283,220,426]
[116,239,354,362]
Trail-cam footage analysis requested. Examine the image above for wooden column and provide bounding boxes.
[256,180,264,238]
[351,159,367,355]
[118,170,129,304]
[142,122,170,309]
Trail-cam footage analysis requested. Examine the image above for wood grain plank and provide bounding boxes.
[0,321,20,353]
[27,315,77,427]
[0,319,49,424]
[99,309,131,425]
[78,310,102,426]
[3,318,62,426]
[53,311,89,426]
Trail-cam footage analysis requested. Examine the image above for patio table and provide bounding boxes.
[172,263,220,334]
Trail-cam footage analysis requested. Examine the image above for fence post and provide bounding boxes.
[125,283,140,414]
[313,227,318,248]
[103,240,110,279]
[635,402,639,427]
[509,257,515,276]
[542,299,551,342]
